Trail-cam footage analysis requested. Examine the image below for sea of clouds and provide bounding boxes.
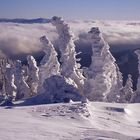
[0,20,140,58]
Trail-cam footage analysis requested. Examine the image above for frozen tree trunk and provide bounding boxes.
[84,27,123,102]
[27,55,39,96]
[14,60,31,99]
[51,16,85,94]
[39,36,60,92]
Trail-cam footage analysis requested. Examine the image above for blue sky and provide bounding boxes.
[0,0,140,20]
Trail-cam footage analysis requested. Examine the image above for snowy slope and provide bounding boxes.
[0,102,140,140]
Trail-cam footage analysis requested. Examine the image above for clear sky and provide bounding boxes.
[0,0,140,20]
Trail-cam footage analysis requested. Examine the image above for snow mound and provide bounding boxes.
[20,75,82,105]
[124,104,140,123]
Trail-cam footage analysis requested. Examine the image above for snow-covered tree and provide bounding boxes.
[0,60,7,97]
[13,60,31,99]
[135,50,140,92]
[27,55,39,96]
[122,74,134,103]
[5,64,17,101]
[131,50,140,103]
[84,27,123,102]
[39,36,60,91]
[0,59,15,97]
[111,64,124,102]
[51,16,85,93]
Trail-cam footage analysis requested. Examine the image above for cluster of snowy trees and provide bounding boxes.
[0,16,140,105]
[0,57,39,102]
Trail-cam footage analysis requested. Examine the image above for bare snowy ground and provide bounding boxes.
[0,102,140,140]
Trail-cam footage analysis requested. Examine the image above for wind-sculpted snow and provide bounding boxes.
[0,102,139,140]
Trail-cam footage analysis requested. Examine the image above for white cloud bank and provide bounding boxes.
[69,20,140,45]
[0,20,140,58]
[0,23,57,58]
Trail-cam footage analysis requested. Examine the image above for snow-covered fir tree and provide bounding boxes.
[5,64,17,101]
[84,27,123,102]
[111,64,124,102]
[39,36,60,91]
[135,50,140,92]
[51,16,85,93]
[122,74,134,103]
[0,59,14,97]
[27,55,39,96]
[131,50,140,103]
[13,60,31,99]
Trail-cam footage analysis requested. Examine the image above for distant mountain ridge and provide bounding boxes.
[0,18,50,24]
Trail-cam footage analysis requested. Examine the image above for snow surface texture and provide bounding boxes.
[0,102,140,140]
